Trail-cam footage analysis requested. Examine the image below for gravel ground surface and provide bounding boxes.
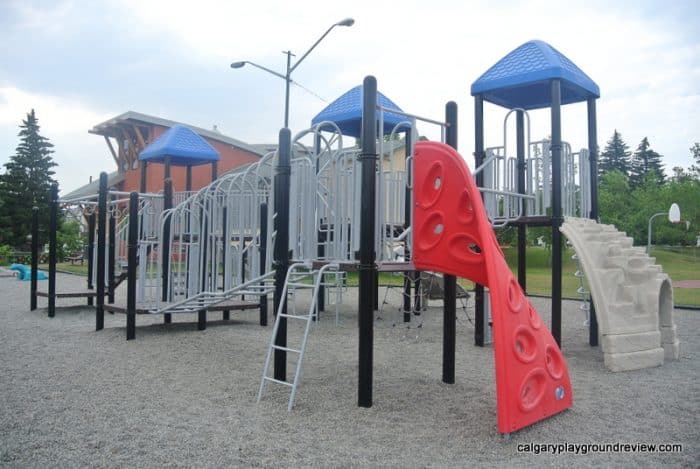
[0,272,698,467]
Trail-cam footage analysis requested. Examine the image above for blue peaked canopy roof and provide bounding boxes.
[471,40,600,110]
[139,125,220,166]
[312,85,407,138]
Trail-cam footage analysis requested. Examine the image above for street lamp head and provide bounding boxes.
[230,61,246,69]
[336,18,354,27]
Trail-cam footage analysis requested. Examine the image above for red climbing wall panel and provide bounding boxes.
[412,141,572,434]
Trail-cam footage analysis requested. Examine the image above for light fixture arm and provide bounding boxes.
[289,24,339,74]
[236,61,287,81]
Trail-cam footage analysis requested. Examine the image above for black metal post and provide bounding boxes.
[473,95,486,347]
[274,128,292,381]
[587,97,600,346]
[358,76,378,408]
[211,161,218,181]
[126,192,139,340]
[96,172,108,330]
[30,206,39,311]
[86,212,95,306]
[164,156,171,180]
[516,110,527,293]
[443,101,458,384]
[221,206,230,321]
[314,133,326,315]
[550,79,563,347]
[186,165,192,193]
[140,161,148,193]
[198,195,209,331]
[259,203,268,326]
[403,128,413,323]
[48,183,58,318]
[108,200,116,304]
[162,178,173,324]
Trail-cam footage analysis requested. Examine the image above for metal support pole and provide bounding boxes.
[516,110,527,293]
[162,178,173,324]
[30,206,39,311]
[211,161,218,181]
[358,76,378,408]
[274,128,292,381]
[186,165,192,192]
[96,172,108,330]
[140,161,148,193]
[198,194,209,331]
[164,156,171,180]
[647,212,666,255]
[221,206,230,321]
[48,183,58,318]
[87,212,95,306]
[126,192,139,340]
[314,133,325,315]
[108,201,116,304]
[473,95,486,347]
[550,79,563,347]
[284,52,292,128]
[587,98,600,346]
[403,128,413,323]
[443,101,458,384]
[259,203,269,326]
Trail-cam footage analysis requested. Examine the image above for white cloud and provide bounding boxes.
[2,0,698,192]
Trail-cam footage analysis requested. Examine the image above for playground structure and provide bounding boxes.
[29,39,681,434]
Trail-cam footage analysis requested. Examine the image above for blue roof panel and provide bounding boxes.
[312,85,407,138]
[471,40,599,110]
[139,125,220,166]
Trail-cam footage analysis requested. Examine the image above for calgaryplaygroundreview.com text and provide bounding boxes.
[517,442,683,456]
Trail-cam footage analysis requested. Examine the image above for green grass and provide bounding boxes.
[31,245,699,307]
[38,262,89,276]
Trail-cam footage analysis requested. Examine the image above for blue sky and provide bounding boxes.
[1,0,698,193]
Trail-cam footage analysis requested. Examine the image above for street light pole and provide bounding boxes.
[284,51,293,128]
[231,18,354,128]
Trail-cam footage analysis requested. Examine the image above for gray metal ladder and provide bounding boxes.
[257,262,339,411]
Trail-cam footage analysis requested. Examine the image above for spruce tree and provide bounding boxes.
[0,109,58,247]
[598,130,631,178]
[629,137,665,187]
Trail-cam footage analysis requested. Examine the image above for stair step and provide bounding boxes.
[279,313,312,320]
[263,377,293,387]
[272,345,302,354]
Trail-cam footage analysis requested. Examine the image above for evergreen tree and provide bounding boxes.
[0,109,58,247]
[629,137,665,187]
[598,130,631,178]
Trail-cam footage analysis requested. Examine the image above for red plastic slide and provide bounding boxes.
[412,141,572,434]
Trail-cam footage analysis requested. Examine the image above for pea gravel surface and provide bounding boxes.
[1,272,698,467]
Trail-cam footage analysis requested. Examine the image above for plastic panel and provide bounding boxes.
[140,125,220,166]
[412,141,572,433]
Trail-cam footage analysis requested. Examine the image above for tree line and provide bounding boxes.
[1,110,698,262]
[597,131,699,246]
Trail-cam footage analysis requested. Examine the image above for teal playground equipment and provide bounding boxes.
[10,263,48,281]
